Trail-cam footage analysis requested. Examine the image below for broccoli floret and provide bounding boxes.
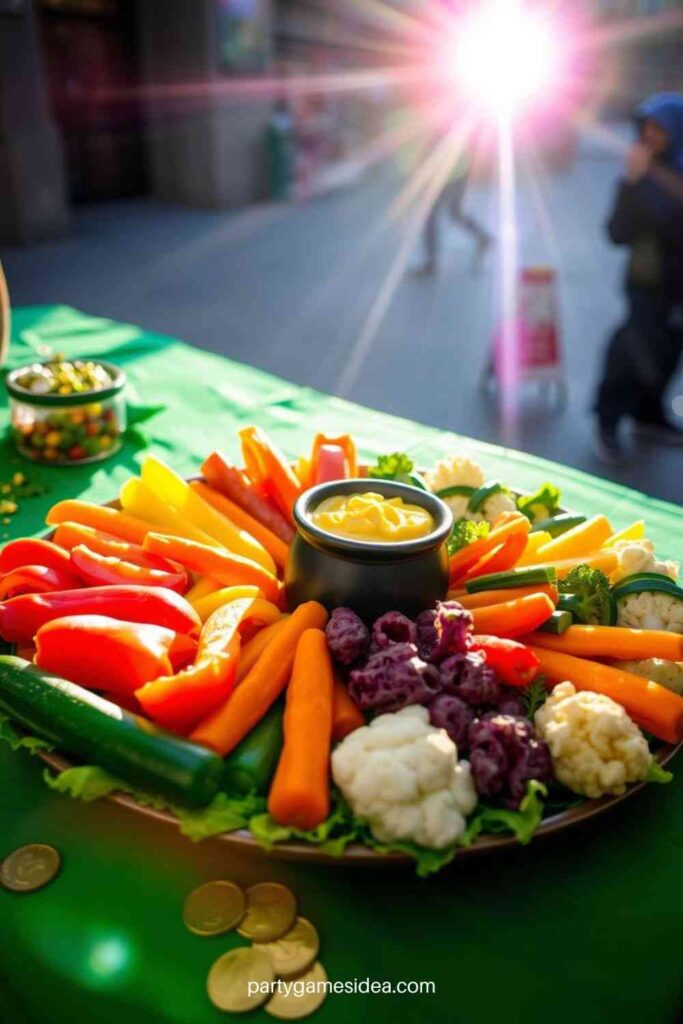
[447,517,490,556]
[368,452,415,482]
[558,564,616,625]
[517,483,562,523]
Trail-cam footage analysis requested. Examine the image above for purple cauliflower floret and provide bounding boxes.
[440,650,500,707]
[372,611,417,650]
[428,694,474,750]
[348,643,440,714]
[415,608,438,661]
[416,601,473,662]
[496,691,526,717]
[468,713,552,808]
[325,607,370,666]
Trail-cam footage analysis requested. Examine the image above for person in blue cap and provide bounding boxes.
[594,92,683,463]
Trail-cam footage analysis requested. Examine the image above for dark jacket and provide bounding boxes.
[606,93,683,303]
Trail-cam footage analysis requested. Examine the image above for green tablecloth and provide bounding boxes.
[1,306,681,1024]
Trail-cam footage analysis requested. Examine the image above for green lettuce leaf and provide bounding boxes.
[646,760,674,785]
[249,798,358,857]
[460,780,547,847]
[517,483,561,523]
[0,712,53,754]
[521,678,548,719]
[356,829,458,878]
[43,763,264,840]
[177,792,265,842]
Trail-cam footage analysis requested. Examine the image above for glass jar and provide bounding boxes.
[6,360,127,466]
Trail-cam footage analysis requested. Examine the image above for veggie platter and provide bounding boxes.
[1,428,681,875]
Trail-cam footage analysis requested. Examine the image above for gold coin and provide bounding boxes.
[258,917,320,979]
[183,880,245,936]
[264,961,328,1020]
[207,947,274,1013]
[237,882,297,942]
[0,844,60,893]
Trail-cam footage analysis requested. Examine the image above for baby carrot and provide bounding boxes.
[528,646,683,744]
[332,670,365,741]
[268,629,334,830]
[470,592,555,638]
[143,532,281,606]
[190,480,290,572]
[190,601,328,754]
[236,617,290,683]
[525,626,683,663]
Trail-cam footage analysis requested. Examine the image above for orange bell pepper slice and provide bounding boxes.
[135,597,259,734]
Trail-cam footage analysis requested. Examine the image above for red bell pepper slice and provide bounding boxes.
[52,521,173,570]
[201,452,294,543]
[470,635,540,687]
[135,597,256,734]
[0,585,200,644]
[70,544,188,594]
[0,538,74,575]
[0,565,82,601]
[34,614,192,696]
[239,426,303,524]
[310,433,357,484]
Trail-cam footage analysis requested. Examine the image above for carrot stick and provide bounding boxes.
[448,513,528,584]
[457,583,558,610]
[524,626,683,663]
[236,617,290,683]
[332,670,365,741]
[190,480,290,571]
[455,527,529,585]
[143,532,281,606]
[532,515,613,562]
[470,592,555,638]
[528,646,683,744]
[267,629,334,829]
[201,452,294,543]
[240,426,303,524]
[190,601,328,754]
[46,500,154,546]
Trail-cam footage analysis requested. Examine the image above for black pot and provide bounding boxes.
[285,479,453,621]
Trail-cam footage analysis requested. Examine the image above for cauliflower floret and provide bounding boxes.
[534,682,652,798]
[611,539,679,584]
[424,455,485,519]
[613,659,683,695]
[617,591,683,634]
[331,705,478,849]
[473,488,517,526]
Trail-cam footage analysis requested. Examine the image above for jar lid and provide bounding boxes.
[5,360,126,407]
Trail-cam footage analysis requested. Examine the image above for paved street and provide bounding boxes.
[2,129,682,504]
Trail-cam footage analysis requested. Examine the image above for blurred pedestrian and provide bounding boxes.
[594,92,683,463]
[414,129,492,275]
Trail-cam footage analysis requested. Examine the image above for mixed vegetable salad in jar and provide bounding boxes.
[6,358,126,465]
[0,426,681,874]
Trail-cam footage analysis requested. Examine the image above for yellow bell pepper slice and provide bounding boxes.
[603,520,646,547]
[533,515,613,562]
[119,477,218,546]
[516,530,552,566]
[141,455,275,575]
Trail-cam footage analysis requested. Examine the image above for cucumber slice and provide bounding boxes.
[407,472,428,491]
[537,610,573,634]
[436,485,476,500]
[613,576,683,602]
[465,566,557,594]
[0,655,223,808]
[531,513,587,537]
[468,481,507,514]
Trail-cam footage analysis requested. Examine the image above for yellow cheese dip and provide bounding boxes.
[311,491,434,543]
